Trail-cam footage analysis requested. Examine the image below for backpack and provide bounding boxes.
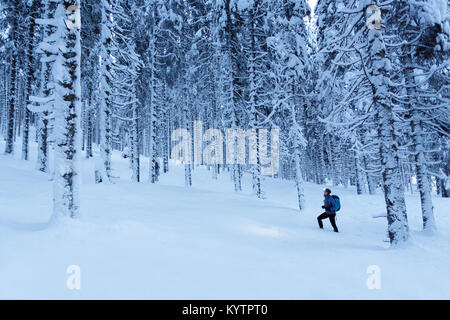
[331,195,341,212]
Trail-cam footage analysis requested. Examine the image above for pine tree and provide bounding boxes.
[3,1,20,155]
[51,0,82,219]
[32,0,57,173]
[98,0,114,182]
[21,0,40,160]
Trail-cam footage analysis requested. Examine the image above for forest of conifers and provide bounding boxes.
[0,0,449,246]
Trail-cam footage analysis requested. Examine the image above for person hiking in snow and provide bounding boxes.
[317,188,339,233]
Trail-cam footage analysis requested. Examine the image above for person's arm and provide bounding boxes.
[323,197,332,210]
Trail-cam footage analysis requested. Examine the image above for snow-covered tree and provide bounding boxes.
[50,0,82,219]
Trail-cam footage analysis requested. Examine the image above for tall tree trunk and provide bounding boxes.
[162,107,169,173]
[99,0,113,182]
[404,65,436,231]
[149,19,158,183]
[36,0,56,173]
[53,0,82,219]
[5,13,18,155]
[249,5,262,199]
[131,107,140,182]
[367,26,409,245]
[294,140,305,210]
[326,136,339,186]
[355,153,365,195]
[22,0,39,160]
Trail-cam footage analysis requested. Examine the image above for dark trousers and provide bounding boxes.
[317,213,339,232]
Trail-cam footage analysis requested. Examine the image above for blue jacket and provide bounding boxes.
[324,195,335,214]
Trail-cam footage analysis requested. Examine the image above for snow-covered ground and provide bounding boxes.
[0,142,449,299]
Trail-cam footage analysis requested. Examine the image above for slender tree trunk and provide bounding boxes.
[53,0,82,219]
[85,106,93,159]
[37,111,49,172]
[411,115,436,230]
[367,26,409,245]
[316,133,326,184]
[294,140,305,210]
[441,178,449,198]
[131,107,140,182]
[355,153,365,195]
[163,108,169,173]
[249,7,262,198]
[326,136,338,186]
[99,0,113,182]
[5,14,18,155]
[22,1,39,160]
[404,65,436,231]
[148,5,159,183]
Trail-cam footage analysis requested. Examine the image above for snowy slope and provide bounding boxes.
[0,142,449,299]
